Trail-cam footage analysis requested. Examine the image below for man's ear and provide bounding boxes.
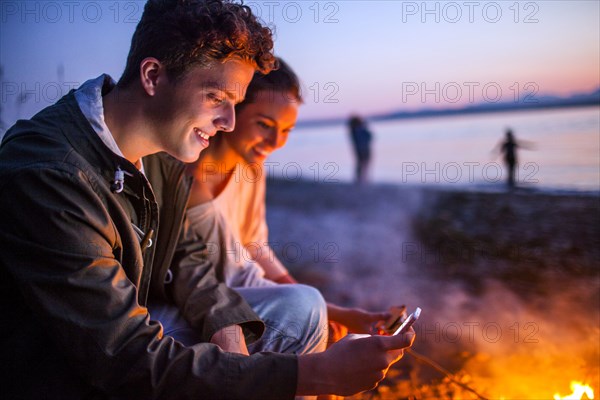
[139,57,163,96]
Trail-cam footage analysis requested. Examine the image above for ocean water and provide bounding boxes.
[267,106,600,192]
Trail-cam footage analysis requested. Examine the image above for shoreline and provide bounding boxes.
[265,176,600,200]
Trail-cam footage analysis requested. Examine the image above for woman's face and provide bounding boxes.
[223,89,299,164]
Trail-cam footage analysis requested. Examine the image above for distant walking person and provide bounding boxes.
[348,115,373,183]
[497,128,533,188]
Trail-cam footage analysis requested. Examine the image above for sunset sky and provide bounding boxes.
[1,0,599,126]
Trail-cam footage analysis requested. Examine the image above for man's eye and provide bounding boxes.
[257,121,272,129]
[208,93,224,104]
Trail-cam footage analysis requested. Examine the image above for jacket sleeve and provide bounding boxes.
[0,164,297,400]
[169,214,266,344]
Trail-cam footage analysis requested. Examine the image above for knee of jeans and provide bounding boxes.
[292,284,326,311]
[296,285,328,352]
[266,285,328,354]
[288,285,327,330]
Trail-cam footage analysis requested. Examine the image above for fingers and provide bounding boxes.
[328,332,414,396]
[372,311,391,322]
[343,333,372,342]
[376,328,415,351]
[373,321,386,335]
[368,312,392,334]
[343,329,414,352]
[371,311,391,318]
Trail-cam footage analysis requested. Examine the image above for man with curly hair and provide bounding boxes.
[0,1,414,398]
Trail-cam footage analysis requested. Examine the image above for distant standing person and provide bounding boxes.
[348,115,373,183]
[497,128,533,188]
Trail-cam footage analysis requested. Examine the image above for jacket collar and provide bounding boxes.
[74,74,124,158]
[59,82,148,197]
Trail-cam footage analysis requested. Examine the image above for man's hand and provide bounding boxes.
[296,330,415,396]
[327,304,390,334]
[209,325,250,355]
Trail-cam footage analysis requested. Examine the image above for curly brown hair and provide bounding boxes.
[118,0,276,87]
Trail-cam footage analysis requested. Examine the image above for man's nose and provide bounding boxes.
[215,104,236,132]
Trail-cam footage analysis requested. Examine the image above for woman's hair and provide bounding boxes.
[118,0,276,87]
[237,57,303,111]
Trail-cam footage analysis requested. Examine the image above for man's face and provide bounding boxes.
[224,90,299,165]
[147,59,255,163]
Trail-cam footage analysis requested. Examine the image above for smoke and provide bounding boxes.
[266,180,600,399]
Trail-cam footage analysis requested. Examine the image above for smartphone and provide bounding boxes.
[383,305,407,333]
[393,307,421,336]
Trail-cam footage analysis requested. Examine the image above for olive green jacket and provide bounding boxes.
[0,89,297,399]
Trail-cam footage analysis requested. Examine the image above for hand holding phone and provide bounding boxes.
[393,307,421,336]
[380,305,406,334]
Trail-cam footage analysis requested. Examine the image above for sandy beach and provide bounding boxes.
[265,179,600,399]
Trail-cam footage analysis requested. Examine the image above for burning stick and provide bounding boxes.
[406,348,489,400]
[381,306,489,399]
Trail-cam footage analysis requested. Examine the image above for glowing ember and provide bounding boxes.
[554,381,594,400]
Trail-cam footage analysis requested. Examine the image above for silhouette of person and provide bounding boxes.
[501,129,518,188]
[348,115,373,183]
[496,128,534,189]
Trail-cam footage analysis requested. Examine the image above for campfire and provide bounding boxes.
[554,381,594,400]
[346,283,599,400]
[351,360,597,400]
[391,335,600,400]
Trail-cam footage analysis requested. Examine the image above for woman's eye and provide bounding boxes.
[257,121,272,129]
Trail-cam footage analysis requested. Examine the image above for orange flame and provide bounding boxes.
[554,381,595,400]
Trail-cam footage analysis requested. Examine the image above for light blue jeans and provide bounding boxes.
[148,284,328,397]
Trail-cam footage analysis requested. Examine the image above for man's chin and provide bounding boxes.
[171,150,202,164]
